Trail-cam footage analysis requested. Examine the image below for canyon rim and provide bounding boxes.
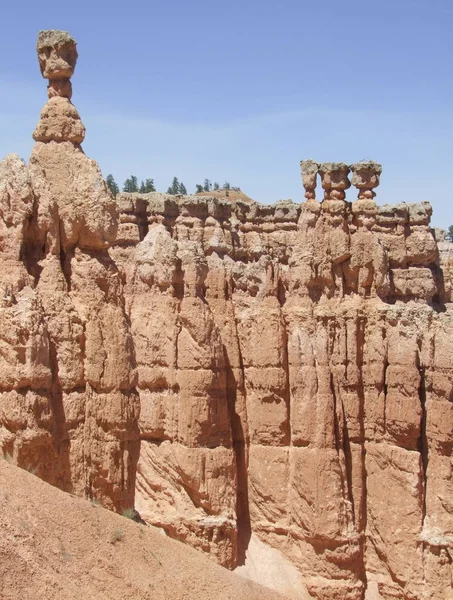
[0,30,452,600]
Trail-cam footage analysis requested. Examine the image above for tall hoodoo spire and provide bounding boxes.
[33,30,85,144]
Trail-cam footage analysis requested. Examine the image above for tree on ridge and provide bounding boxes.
[167,176,180,195]
[106,174,119,197]
[123,175,139,193]
[167,177,187,195]
[139,178,156,193]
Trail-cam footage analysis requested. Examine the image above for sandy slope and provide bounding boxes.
[0,460,287,600]
[195,189,255,203]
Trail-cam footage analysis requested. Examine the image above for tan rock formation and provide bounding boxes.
[300,159,320,200]
[0,30,138,511]
[111,190,452,600]
[33,29,85,143]
[436,228,453,301]
[350,162,382,200]
[0,30,453,600]
[319,162,351,201]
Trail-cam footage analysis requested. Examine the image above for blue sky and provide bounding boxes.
[1,0,452,227]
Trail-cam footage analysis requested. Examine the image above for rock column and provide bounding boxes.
[34,30,85,144]
[28,30,139,510]
[350,161,382,200]
[300,159,319,200]
[318,162,351,201]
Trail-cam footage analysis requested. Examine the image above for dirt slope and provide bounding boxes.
[195,189,255,203]
[0,460,287,600]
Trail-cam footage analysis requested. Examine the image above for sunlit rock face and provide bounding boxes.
[0,29,138,512]
[1,29,452,600]
[112,186,452,600]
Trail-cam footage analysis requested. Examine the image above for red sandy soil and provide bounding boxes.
[0,460,288,600]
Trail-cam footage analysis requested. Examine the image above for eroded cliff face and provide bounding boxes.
[0,29,452,600]
[0,30,139,511]
[110,190,453,600]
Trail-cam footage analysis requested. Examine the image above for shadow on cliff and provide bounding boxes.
[224,350,252,565]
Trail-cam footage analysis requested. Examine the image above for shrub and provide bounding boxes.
[110,528,124,544]
[122,508,136,521]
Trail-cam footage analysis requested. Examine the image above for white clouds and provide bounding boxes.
[1,78,453,228]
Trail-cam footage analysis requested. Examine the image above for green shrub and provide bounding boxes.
[110,528,124,544]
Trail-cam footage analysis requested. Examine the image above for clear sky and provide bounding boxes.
[1,0,452,227]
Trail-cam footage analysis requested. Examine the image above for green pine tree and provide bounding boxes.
[179,182,187,195]
[106,174,119,197]
[123,175,139,193]
[223,181,231,190]
[203,179,212,192]
[213,182,220,191]
[167,176,180,195]
[140,178,156,193]
[195,184,203,193]
[447,225,453,242]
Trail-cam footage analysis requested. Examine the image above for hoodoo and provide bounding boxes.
[0,30,452,600]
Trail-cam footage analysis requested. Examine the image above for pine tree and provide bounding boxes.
[146,178,156,192]
[447,225,453,242]
[203,179,212,192]
[140,178,156,193]
[223,182,231,190]
[179,182,187,195]
[195,184,203,193]
[123,175,139,193]
[131,175,139,191]
[167,176,180,195]
[106,174,119,197]
[213,182,220,191]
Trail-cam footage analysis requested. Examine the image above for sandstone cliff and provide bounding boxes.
[0,30,452,600]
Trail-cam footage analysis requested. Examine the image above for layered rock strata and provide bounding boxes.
[0,30,139,511]
[0,30,452,600]
[112,187,452,600]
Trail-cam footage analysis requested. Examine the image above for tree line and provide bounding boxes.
[195,179,241,193]
[106,174,156,196]
[105,174,240,198]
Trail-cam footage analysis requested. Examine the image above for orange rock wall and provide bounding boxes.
[1,157,453,599]
[0,150,139,512]
[0,28,452,599]
[110,193,452,599]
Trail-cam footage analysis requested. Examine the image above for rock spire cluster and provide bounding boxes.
[301,159,382,201]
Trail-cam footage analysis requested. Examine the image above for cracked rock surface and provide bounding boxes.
[0,29,452,600]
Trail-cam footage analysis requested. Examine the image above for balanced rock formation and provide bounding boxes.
[0,30,452,600]
[0,30,138,512]
[34,30,85,144]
